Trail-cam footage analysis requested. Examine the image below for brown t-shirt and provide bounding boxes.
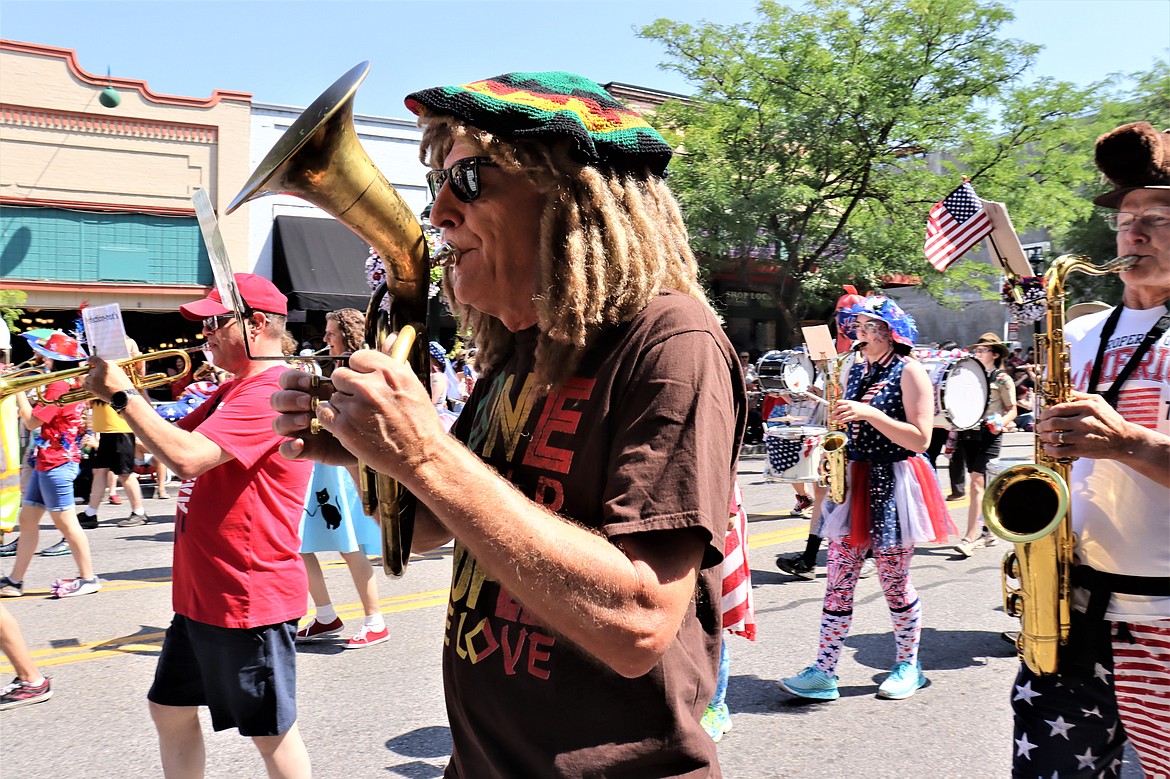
[445,291,745,778]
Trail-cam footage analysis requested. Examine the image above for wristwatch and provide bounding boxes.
[110,387,141,414]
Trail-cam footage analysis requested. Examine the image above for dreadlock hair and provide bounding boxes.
[326,308,366,354]
[416,113,710,390]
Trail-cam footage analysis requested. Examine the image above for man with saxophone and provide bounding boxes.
[273,72,744,777]
[1011,121,1170,778]
[83,274,315,779]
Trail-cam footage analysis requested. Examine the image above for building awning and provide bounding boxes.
[272,215,372,311]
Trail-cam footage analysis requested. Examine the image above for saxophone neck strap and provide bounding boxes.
[1086,305,1170,407]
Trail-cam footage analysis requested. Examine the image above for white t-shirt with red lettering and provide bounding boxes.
[1066,304,1170,622]
[173,366,314,629]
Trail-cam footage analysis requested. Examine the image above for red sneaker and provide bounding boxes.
[108,494,123,505]
[345,625,390,649]
[295,617,344,642]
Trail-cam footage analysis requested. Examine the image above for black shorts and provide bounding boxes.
[92,432,136,475]
[956,428,1001,475]
[148,614,299,737]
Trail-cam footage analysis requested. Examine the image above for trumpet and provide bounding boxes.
[0,349,195,405]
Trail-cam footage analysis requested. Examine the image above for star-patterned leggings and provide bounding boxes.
[814,539,920,676]
[1010,619,1170,778]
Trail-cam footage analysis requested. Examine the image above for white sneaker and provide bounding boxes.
[953,539,977,557]
[859,558,878,579]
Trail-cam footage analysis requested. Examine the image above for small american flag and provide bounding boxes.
[925,181,993,271]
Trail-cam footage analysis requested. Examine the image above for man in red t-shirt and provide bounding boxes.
[1,359,100,600]
[84,274,314,779]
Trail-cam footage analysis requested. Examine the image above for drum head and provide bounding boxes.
[940,357,989,430]
[780,353,815,392]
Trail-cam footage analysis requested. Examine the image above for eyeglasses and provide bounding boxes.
[858,322,887,334]
[973,346,993,354]
[426,157,498,203]
[1104,206,1170,232]
[202,315,236,332]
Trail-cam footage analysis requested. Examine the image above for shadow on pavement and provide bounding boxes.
[849,627,1016,672]
[384,725,452,777]
[100,566,173,581]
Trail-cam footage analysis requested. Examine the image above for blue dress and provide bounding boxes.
[298,463,381,556]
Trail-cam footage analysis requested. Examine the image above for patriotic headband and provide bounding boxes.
[845,296,918,347]
[405,71,673,176]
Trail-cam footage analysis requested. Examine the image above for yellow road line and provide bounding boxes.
[4,518,818,672]
[2,588,449,672]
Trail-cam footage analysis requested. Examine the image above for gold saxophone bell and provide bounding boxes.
[0,349,195,405]
[982,253,1138,676]
[228,62,429,578]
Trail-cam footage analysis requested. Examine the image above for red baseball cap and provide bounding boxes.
[179,273,288,321]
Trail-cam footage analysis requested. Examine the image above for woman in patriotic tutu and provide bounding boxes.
[780,296,953,702]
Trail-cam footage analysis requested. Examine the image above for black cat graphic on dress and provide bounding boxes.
[306,487,342,530]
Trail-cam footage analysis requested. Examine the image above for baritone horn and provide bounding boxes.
[0,349,194,405]
[227,61,428,578]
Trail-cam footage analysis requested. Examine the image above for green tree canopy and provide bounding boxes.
[640,0,1119,341]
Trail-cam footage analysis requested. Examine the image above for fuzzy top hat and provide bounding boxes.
[1093,121,1170,208]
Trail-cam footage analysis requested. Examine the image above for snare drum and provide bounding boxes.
[757,350,817,393]
[764,425,826,483]
[920,356,989,431]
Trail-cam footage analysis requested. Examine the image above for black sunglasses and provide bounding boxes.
[426,156,498,203]
[202,314,236,332]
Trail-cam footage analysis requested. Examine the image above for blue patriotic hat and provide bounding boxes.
[846,296,918,348]
[428,341,448,365]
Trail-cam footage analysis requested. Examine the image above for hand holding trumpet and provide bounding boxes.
[81,356,133,403]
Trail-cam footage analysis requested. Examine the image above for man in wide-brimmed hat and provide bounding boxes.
[1010,121,1170,778]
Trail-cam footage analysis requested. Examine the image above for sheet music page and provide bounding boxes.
[81,303,131,360]
[801,325,837,362]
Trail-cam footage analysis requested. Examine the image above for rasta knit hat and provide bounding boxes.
[404,72,673,176]
[1093,121,1170,208]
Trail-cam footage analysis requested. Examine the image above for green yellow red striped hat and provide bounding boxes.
[405,71,672,176]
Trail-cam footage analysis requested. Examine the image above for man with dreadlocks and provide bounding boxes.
[274,72,745,777]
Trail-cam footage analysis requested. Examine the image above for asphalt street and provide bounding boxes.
[0,437,1144,778]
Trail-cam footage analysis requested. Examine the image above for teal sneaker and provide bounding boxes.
[877,661,927,700]
[780,666,840,701]
[700,702,732,742]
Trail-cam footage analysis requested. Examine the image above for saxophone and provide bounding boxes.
[982,253,1137,675]
[818,350,853,504]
